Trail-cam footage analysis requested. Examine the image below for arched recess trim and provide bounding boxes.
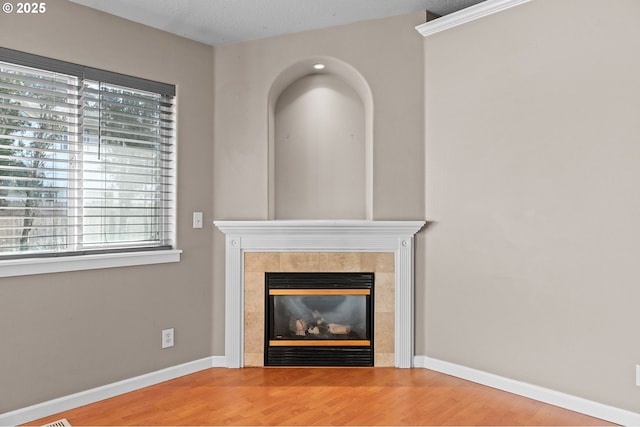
[267,57,374,220]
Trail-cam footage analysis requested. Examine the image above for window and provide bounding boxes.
[0,48,177,266]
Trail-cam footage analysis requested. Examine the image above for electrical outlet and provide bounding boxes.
[162,328,174,349]
[636,365,640,386]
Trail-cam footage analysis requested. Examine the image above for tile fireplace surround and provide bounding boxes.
[249,253,390,367]
[214,220,425,368]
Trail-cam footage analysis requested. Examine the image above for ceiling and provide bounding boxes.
[69,0,486,46]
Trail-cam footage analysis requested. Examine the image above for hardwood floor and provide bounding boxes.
[26,368,615,426]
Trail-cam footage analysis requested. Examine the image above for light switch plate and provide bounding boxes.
[193,212,203,228]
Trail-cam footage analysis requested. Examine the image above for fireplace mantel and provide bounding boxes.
[214,220,425,368]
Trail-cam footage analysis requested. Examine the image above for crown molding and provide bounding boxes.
[416,0,532,38]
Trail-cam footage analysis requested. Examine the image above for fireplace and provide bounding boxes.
[265,272,374,366]
[213,220,425,368]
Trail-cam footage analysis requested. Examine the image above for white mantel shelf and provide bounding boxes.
[214,219,425,237]
[214,220,425,368]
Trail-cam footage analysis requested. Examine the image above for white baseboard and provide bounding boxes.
[211,355,226,367]
[414,356,640,426]
[0,356,226,426]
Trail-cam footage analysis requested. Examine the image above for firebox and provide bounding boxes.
[264,272,374,366]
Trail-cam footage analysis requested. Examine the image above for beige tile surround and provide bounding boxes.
[244,252,395,367]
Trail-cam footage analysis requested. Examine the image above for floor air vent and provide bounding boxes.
[41,419,71,427]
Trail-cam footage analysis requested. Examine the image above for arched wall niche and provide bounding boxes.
[267,57,374,220]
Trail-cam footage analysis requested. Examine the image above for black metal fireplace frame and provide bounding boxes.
[264,272,374,367]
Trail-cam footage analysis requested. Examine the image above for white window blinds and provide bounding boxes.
[0,48,176,258]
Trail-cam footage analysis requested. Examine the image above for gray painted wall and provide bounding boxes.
[422,0,640,413]
[0,0,214,412]
[274,73,366,219]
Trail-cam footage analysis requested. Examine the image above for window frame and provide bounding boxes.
[0,248,182,277]
[0,48,181,277]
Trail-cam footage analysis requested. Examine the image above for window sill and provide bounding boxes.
[0,249,182,278]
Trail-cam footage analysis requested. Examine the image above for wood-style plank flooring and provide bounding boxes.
[26,368,615,426]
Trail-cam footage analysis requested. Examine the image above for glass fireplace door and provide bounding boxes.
[265,272,374,366]
[270,289,370,346]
